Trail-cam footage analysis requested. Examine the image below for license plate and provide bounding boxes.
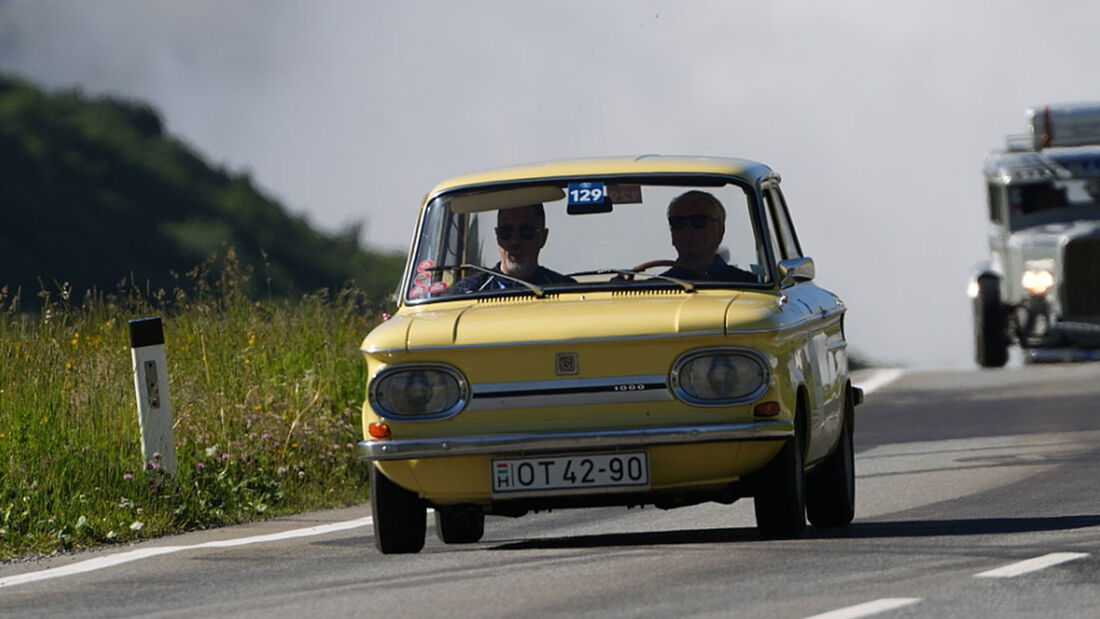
[491,452,649,495]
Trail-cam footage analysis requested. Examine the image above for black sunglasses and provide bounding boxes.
[495,225,543,240]
[668,215,721,230]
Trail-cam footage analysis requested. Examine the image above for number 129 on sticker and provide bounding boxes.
[567,182,606,205]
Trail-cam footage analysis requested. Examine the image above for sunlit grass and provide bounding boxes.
[0,249,386,560]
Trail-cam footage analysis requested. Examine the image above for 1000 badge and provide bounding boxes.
[492,452,649,495]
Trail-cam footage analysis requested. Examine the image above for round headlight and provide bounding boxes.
[672,350,769,405]
[370,365,467,419]
[1021,269,1054,296]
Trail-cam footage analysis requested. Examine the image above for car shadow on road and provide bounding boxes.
[487,514,1100,551]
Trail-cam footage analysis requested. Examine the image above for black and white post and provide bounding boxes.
[129,317,177,476]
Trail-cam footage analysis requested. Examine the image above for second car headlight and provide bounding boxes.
[1021,268,1054,296]
[671,349,770,406]
[369,364,468,419]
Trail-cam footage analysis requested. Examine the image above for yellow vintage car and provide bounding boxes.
[358,156,860,553]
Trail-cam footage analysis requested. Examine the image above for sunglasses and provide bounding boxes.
[668,215,721,230]
[495,225,543,241]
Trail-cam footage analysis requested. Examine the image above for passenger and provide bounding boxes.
[662,190,757,282]
[451,204,574,293]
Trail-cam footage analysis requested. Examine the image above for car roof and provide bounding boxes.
[425,155,777,202]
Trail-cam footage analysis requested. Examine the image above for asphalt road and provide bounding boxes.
[2,365,1099,618]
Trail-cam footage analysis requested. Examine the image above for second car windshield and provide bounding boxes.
[406,180,771,301]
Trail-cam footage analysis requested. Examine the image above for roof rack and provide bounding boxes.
[1027,103,1100,150]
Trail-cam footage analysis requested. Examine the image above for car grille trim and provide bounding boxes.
[466,375,671,411]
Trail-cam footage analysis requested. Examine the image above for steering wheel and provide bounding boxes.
[633,259,678,272]
[615,259,678,281]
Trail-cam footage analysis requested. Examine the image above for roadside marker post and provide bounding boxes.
[129,317,177,476]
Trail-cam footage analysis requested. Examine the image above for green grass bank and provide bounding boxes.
[0,253,387,561]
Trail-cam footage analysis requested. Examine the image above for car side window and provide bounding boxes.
[764,186,802,260]
[761,190,784,265]
[987,183,1005,225]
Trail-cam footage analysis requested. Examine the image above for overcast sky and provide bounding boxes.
[3,1,1099,367]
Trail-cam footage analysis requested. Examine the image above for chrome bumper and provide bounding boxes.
[357,420,794,461]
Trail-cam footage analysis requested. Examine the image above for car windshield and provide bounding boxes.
[1010,179,1100,216]
[404,177,774,302]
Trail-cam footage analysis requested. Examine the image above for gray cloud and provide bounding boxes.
[4,0,1100,367]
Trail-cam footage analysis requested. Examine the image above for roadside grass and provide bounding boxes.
[0,251,387,561]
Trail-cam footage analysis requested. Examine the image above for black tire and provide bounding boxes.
[806,387,855,528]
[753,416,806,539]
[974,277,1008,368]
[434,506,485,544]
[370,465,426,554]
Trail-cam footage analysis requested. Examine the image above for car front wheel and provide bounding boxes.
[753,418,806,539]
[974,277,1008,368]
[806,387,855,527]
[370,465,426,554]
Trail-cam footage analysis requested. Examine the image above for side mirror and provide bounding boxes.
[778,257,815,287]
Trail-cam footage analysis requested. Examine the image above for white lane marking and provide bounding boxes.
[975,552,1090,578]
[0,516,373,588]
[854,368,905,395]
[804,597,922,619]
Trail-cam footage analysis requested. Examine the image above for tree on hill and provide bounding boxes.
[0,73,404,303]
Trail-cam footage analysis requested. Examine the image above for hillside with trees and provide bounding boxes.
[0,73,404,303]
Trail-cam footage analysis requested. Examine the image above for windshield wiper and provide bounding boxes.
[566,269,696,292]
[425,264,547,298]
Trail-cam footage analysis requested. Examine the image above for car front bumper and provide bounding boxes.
[357,420,794,461]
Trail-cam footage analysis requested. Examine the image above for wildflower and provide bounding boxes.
[249,432,258,441]
[196,462,206,472]
[261,433,272,441]
[276,467,287,476]
[123,473,133,481]
[152,452,162,460]
[130,521,144,531]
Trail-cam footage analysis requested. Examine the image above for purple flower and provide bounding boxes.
[123,473,133,481]
[196,462,206,472]
[152,452,162,460]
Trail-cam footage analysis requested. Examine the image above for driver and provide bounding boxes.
[451,204,575,293]
[662,191,756,282]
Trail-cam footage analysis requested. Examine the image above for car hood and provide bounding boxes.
[363,291,787,352]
